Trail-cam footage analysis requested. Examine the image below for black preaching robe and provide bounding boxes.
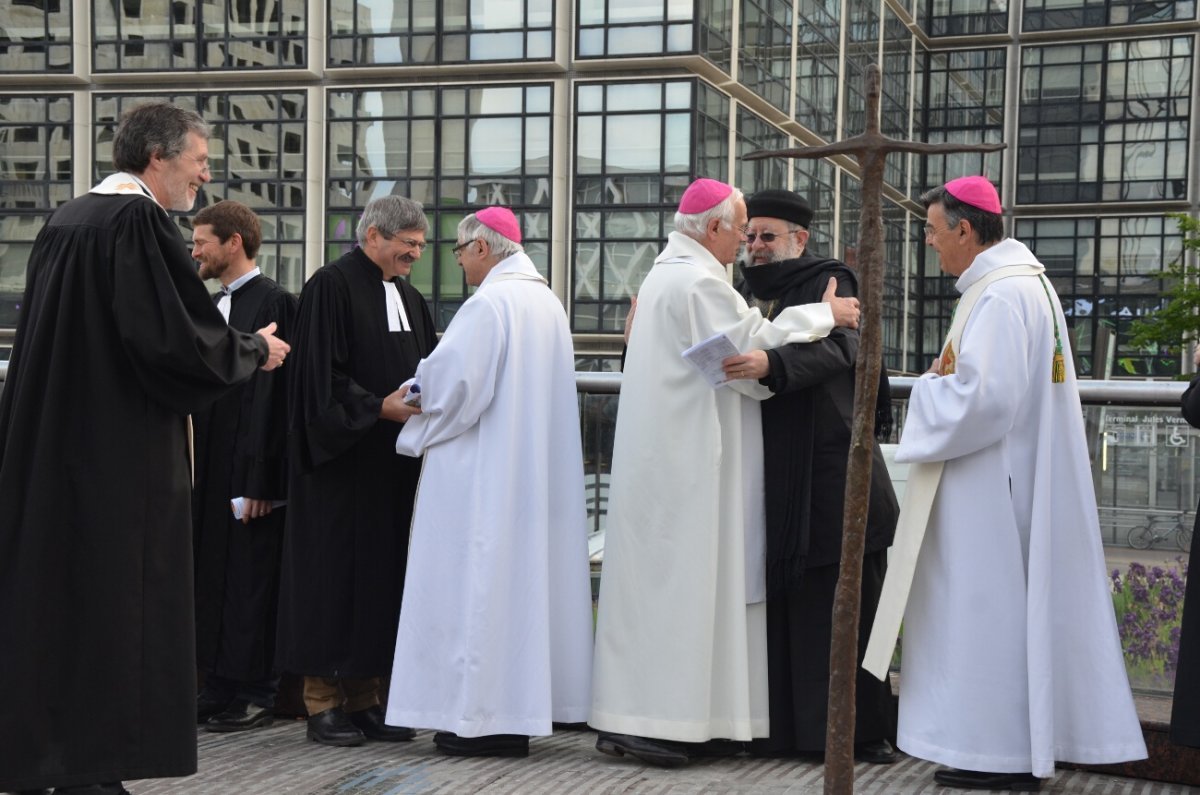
[0,190,267,791]
[193,275,298,684]
[737,254,899,753]
[1171,374,1200,747]
[276,247,436,678]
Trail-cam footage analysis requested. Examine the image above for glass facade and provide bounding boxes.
[794,0,840,140]
[734,107,789,196]
[573,80,694,333]
[921,48,1006,197]
[924,0,1008,36]
[1023,0,1196,32]
[577,0,694,57]
[93,0,307,71]
[1016,215,1185,378]
[1018,36,1192,204]
[739,0,792,113]
[0,94,72,327]
[0,0,71,73]
[880,9,911,193]
[330,0,553,66]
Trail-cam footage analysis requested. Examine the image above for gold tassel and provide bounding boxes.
[1039,275,1066,385]
[1052,351,1065,384]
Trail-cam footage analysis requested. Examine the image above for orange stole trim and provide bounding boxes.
[941,340,956,375]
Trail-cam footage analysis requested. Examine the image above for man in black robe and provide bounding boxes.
[190,200,299,733]
[1172,354,1200,748]
[276,195,437,747]
[0,102,289,795]
[727,189,900,764]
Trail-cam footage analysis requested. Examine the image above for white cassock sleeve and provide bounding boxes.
[685,275,834,399]
[896,292,1032,464]
[395,294,503,457]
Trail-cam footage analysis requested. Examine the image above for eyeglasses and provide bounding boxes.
[181,153,211,174]
[745,228,799,244]
[381,232,427,252]
[452,239,477,255]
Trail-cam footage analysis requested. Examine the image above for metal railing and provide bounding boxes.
[577,371,1190,405]
[3,361,1187,405]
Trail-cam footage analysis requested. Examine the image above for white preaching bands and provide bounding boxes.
[384,281,412,333]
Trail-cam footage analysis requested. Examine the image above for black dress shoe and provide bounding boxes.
[12,789,52,794]
[53,786,131,795]
[347,705,416,742]
[205,699,275,733]
[595,732,692,767]
[306,707,365,747]
[933,768,1041,791]
[855,738,898,764]
[433,731,529,757]
[197,692,232,724]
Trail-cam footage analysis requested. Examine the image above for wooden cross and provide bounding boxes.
[743,63,1006,795]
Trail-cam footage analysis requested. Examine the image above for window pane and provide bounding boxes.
[94,0,307,71]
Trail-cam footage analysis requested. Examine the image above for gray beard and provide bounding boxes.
[740,245,803,316]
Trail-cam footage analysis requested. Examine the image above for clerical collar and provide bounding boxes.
[89,172,161,210]
[222,267,261,296]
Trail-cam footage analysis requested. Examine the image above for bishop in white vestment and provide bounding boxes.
[590,178,857,767]
[885,177,1146,790]
[386,207,593,758]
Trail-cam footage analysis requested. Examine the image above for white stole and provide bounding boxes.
[862,264,1043,680]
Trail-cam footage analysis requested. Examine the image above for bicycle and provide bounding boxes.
[1126,512,1193,551]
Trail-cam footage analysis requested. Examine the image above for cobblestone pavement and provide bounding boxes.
[125,722,1198,795]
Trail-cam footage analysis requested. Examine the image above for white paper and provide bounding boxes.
[230,496,288,520]
[400,377,421,406]
[681,332,740,388]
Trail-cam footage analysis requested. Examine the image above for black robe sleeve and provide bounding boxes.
[761,272,858,394]
[236,287,299,499]
[110,201,268,414]
[289,267,387,470]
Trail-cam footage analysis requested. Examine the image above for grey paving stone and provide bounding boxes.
[124,722,1198,794]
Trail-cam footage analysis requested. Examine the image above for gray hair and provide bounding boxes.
[112,102,210,173]
[457,213,523,260]
[674,188,745,240]
[356,195,430,245]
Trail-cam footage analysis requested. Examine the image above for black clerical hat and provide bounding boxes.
[746,189,814,228]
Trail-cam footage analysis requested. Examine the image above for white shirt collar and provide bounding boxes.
[223,266,261,295]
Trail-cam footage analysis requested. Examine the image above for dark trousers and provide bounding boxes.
[754,550,897,754]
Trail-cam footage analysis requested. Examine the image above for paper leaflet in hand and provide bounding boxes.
[230,496,287,520]
[681,332,740,388]
[400,377,422,407]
